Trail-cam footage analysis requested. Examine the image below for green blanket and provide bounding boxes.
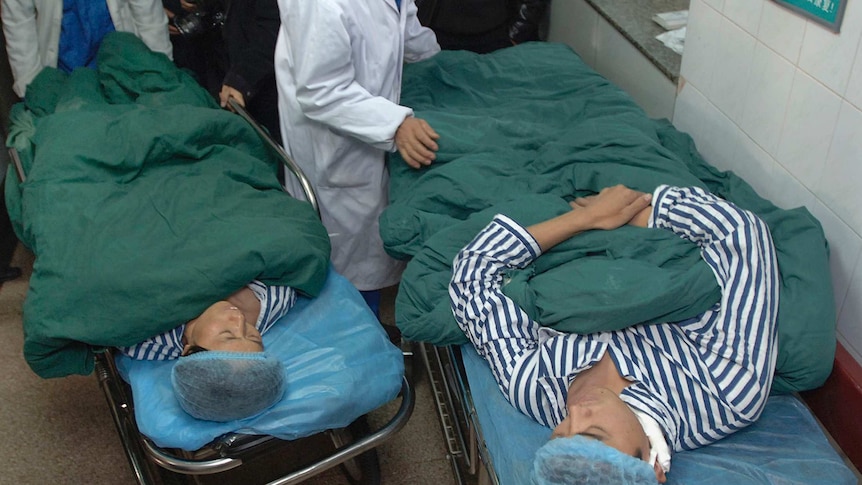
[379,43,835,394]
[5,33,331,378]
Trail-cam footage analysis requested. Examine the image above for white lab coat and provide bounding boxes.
[1,0,172,97]
[275,0,439,291]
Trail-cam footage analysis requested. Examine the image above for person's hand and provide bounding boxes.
[527,185,652,251]
[569,185,652,231]
[220,85,245,110]
[395,117,440,169]
[180,0,198,11]
[165,8,180,35]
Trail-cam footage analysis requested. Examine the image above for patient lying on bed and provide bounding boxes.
[118,281,295,422]
[449,185,779,484]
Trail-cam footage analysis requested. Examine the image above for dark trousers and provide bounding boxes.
[0,180,21,280]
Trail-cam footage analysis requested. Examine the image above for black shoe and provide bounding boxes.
[0,266,21,283]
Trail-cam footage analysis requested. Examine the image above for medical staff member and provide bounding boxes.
[1,0,173,98]
[450,185,779,483]
[274,0,440,307]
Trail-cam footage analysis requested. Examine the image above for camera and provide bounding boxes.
[172,0,226,37]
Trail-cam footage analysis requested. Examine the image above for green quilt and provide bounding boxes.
[5,33,331,378]
[379,42,835,394]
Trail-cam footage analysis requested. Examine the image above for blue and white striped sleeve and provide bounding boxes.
[449,215,544,393]
[247,281,296,334]
[651,185,780,417]
[117,326,185,360]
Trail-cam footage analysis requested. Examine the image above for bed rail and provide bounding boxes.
[95,348,415,484]
[420,342,498,485]
[227,98,320,218]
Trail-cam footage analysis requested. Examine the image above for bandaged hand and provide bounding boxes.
[633,409,672,475]
[395,117,439,169]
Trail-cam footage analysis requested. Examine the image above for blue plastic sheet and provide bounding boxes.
[461,345,856,485]
[115,269,404,450]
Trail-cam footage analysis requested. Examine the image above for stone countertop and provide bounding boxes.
[585,0,689,82]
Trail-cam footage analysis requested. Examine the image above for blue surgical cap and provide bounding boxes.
[532,435,656,485]
[171,351,286,422]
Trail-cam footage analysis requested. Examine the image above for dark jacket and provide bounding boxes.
[220,0,280,101]
[416,0,548,44]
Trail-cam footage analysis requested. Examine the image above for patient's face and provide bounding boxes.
[551,386,651,462]
[182,301,264,354]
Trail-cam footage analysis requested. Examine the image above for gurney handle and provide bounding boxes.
[227,98,321,219]
[9,148,25,183]
[132,377,414,480]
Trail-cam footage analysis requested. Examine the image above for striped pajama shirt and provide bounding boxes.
[119,281,296,360]
[449,185,779,452]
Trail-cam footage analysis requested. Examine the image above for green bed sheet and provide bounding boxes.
[5,33,331,378]
[379,42,835,394]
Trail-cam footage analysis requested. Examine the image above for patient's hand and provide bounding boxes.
[528,185,651,252]
[568,185,652,230]
[396,117,440,169]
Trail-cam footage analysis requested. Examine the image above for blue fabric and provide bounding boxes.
[360,289,382,318]
[532,436,655,485]
[460,344,856,485]
[115,268,404,450]
[171,351,286,422]
[59,0,116,73]
[394,0,401,10]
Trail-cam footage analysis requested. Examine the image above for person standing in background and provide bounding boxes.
[273,0,440,317]
[163,0,282,144]
[1,0,172,98]
[162,0,225,97]
[416,0,550,53]
[217,0,281,144]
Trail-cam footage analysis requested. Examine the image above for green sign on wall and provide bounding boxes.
[772,0,848,32]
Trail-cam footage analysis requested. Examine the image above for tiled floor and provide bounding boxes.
[0,245,460,485]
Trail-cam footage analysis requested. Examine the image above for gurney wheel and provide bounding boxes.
[331,416,382,485]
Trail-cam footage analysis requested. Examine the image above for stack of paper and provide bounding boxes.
[652,10,689,30]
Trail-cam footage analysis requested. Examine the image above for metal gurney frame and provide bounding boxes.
[8,100,416,484]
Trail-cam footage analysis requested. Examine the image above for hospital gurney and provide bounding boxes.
[5,32,413,484]
[379,43,858,484]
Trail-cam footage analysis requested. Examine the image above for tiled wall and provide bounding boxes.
[547,0,678,120]
[675,0,862,365]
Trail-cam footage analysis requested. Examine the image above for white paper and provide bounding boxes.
[656,27,686,55]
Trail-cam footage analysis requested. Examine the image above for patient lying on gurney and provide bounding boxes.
[118,281,295,422]
[450,185,779,484]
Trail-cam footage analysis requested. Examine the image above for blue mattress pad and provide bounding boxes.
[115,269,404,451]
[460,345,856,484]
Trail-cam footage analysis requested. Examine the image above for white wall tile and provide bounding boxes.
[844,36,862,110]
[798,0,862,94]
[757,0,806,63]
[673,82,740,170]
[836,252,862,359]
[808,200,862,316]
[547,0,599,67]
[776,69,842,190]
[702,0,725,12]
[740,42,795,156]
[815,101,862,234]
[680,0,724,95]
[723,0,764,36]
[756,158,812,211]
[728,131,776,198]
[710,18,757,123]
